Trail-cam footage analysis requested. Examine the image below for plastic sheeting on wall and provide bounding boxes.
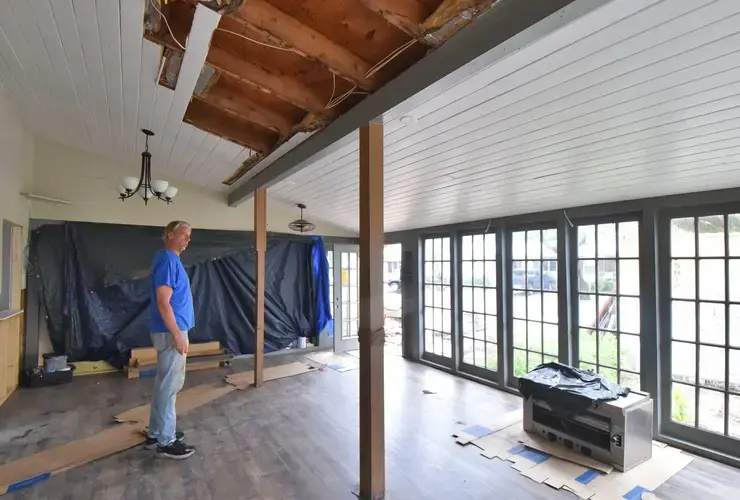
[311,236,333,337]
[30,222,319,364]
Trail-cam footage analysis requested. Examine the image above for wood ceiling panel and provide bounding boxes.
[269,0,740,232]
[119,0,146,156]
[201,73,306,135]
[184,98,279,153]
[95,0,126,158]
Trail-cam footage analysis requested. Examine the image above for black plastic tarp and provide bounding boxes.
[30,222,316,364]
[518,362,630,414]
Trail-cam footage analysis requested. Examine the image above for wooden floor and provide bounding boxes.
[1,353,739,500]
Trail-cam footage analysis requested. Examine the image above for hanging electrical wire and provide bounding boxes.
[149,0,186,50]
[215,27,296,52]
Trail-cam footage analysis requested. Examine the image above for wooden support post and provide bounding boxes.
[254,188,267,387]
[358,121,385,499]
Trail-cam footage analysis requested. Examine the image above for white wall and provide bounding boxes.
[31,137,356,237]
[0,94,34,295]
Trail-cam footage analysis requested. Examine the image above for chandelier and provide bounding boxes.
[117,129,178,205]
[288,204,316,233]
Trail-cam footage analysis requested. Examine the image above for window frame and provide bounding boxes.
[421,233,455,369]
[456,228,504,384]
[568,213,643,390]
[658,202,740,458]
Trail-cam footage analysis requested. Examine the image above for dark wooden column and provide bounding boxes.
[358,121,385,499]
[254,187,267,387]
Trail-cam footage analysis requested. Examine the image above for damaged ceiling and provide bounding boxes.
[144,0,499,186]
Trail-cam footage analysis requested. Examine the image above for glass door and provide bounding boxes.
[333,244,360,352]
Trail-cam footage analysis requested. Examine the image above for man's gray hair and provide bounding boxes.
[163,220,191,241]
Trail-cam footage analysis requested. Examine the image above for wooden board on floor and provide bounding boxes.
[129,341,222,368]
[0,423,146,496]
[225,361,320,389]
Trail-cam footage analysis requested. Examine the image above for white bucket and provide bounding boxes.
[296,337,307,349]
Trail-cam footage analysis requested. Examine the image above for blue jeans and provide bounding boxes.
[147,330,188,446]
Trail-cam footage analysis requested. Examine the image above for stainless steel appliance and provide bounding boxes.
[522,390,653,471]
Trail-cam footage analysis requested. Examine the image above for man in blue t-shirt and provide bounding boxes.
[145,220,196,459]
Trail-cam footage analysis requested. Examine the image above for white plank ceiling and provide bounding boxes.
[269,0,740,233]
[0,0,255,192]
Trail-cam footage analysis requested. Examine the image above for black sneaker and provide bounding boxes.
[144,430,185,450]
[156,439,195,460]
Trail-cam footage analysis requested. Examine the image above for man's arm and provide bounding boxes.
[155,285,188,354]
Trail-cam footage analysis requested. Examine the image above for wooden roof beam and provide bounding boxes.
[421,0,497,32]
[199,84,295,135]
[184,98,278,153]
[145,31,334,118]
[357,0,426,40]
[230,0,377,90]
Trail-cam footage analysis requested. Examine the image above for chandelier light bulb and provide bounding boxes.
[122,176,139,191]
[150,179,169,195]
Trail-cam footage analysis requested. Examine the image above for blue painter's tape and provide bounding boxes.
[139,369,157,378]
[7,472,51,492]
[575,469,600,485]
[517,447,551,464]
[623,486,651,500]
[461,425,494,438]
[508,443,527,455]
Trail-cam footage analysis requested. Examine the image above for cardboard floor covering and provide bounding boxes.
[455,419,693,500]
[0,361,319,496]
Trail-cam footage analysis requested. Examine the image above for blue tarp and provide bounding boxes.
[311,236,333,336]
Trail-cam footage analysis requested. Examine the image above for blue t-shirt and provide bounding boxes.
[148,249,195,333]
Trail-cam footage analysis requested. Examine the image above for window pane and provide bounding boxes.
[542,229,558,259]
[671,218,695,257]
[698,215,725,257]
[672,260,696,299]
[619,221,639,258]
[474,340,485,367]
[513,320,527,349]
[434,238,442,260]
[485,261,496,287]
[732,305,740,347]
[473,234,484,260]
[672,300,696,341]
[528,261,542,290]
[578,225,595,258]
[462,262,472,286]
[513,291,526,319]
[463,336,474,365]
[579,329,597,364]
[620,259,640,296]
[443,334,452,357]
[730,260,740,302]
[433,262,442,284]
[621,371,641,391]
[598,295,618,331]
[578,260,596,293]
[462,235,472,260]
[527,292,542,321]
[473,262,484,286]
[698,388,725,434]
[485,315,497,343]
[543,292,558,323]
[672,341,696,385]
[425,239,433,259]
[512,232,526,260]
[599,331,618,368]
[543,261,557,291]
[620,333,640,373]
[442,262,450,285]
[598,223,616,258]
[730,214,740,256]
[601,367,618,384]
[442,286,451,309]
[579,294,596,328]
[543,324,558,356]
[730,395,740,438]
[473,314,485,340]
[442,238,450,260]
[598,260,617,294]
[699,302,725,345]
[512,262,526,290]
[473,287,485,314]
[699,345,725,390]
[462,312,473,337]
[672,383,696,425]
[514,349,527,377]
[462,287,472,312]
[528,351,543,372]
[486,343,498,371]
[699,259,724,301]
[485,288,497,315]
[425,329,434,353]
[527,321,542,352]
[619,297,640,334]
[485,233,496,260]
[527,230,541,259]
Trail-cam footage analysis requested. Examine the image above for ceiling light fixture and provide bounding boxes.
[117,129,178,205]
[288,204,316,233]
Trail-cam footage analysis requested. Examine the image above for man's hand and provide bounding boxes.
[172,331,189,355]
